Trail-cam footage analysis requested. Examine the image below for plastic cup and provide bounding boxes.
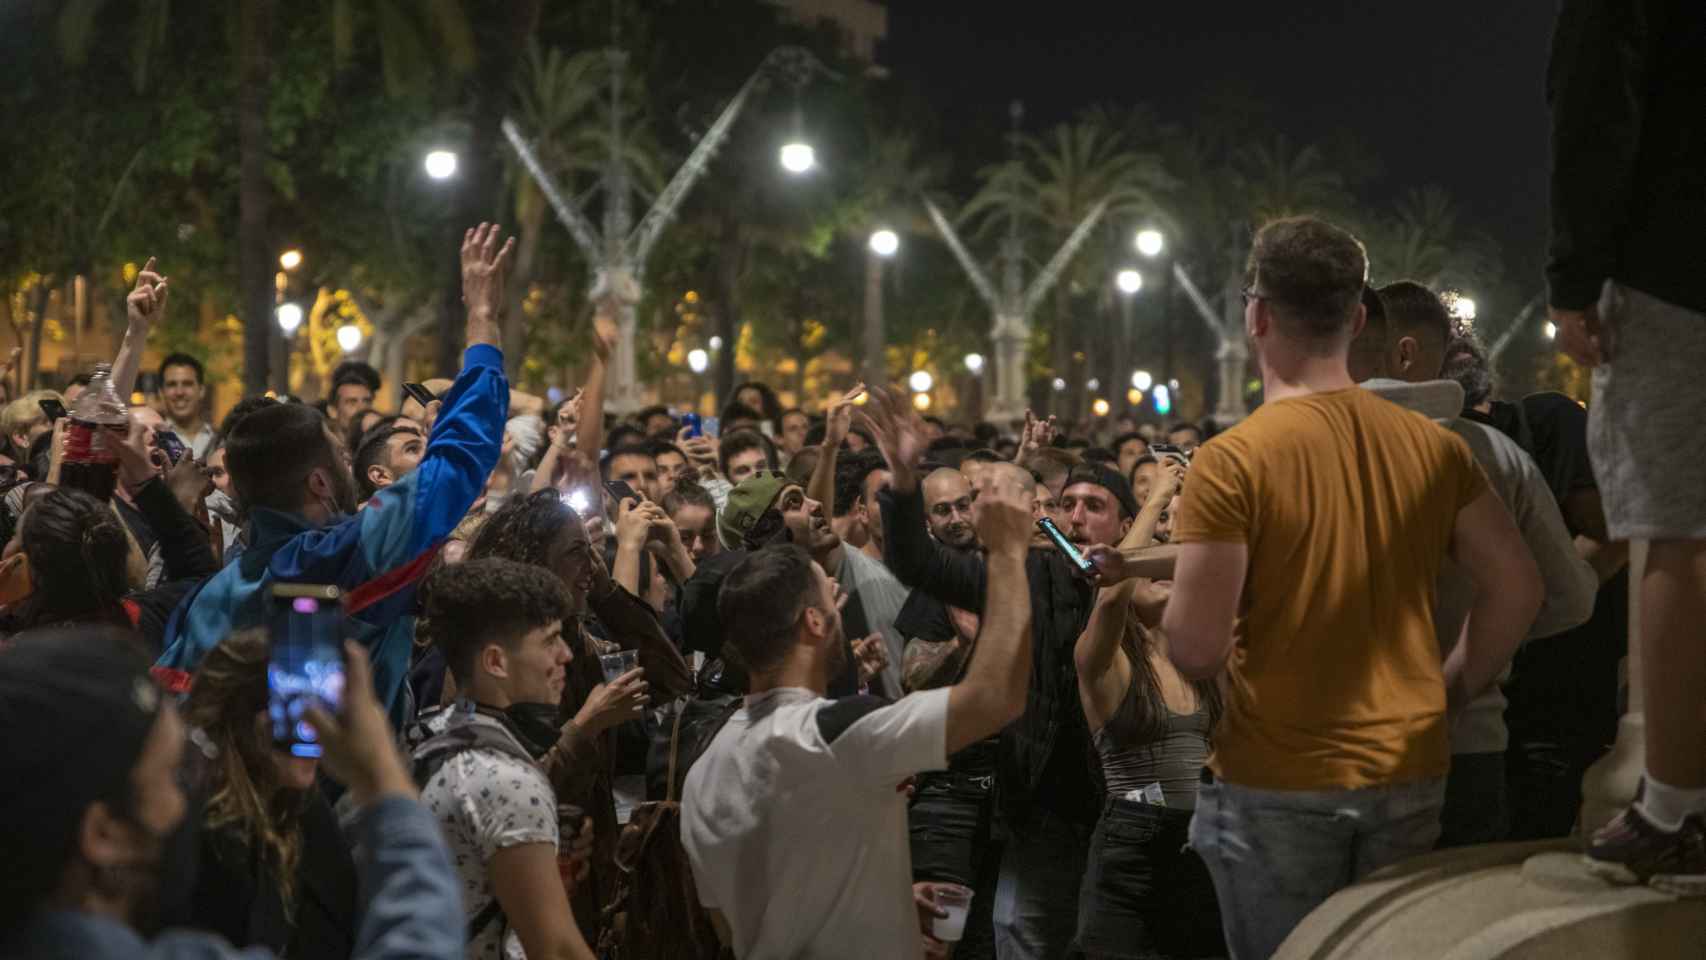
[599,649,638,684]
[930,884,972,942]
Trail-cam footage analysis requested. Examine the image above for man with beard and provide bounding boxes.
[682,468,1037,960]
[0,625,463,959]
[412,560,599,960]
[155,223,515,726]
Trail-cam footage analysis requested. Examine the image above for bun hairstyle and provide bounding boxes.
[18,486,135,628]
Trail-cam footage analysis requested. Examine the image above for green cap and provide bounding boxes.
[718,471,790,550]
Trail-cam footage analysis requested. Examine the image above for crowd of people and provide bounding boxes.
[2,7,1703,957]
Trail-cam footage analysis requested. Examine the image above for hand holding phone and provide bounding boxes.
[604,479,639,504]
[268,584,348,758]
[1036,517,1095,576]
[38,398,68,422]
[401,382,436,409]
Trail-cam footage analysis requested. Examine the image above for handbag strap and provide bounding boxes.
[665,699,689,804]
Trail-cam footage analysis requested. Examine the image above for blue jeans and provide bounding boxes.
[994,808,1092,960]
[1188,774,1446,960]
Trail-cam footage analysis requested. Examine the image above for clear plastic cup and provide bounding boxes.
[930,884,972,942]
[598,649,638,684]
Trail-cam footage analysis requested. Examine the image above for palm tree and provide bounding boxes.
[329,0,477,97]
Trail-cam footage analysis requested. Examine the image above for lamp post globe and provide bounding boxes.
[336,323,363,353]
[868,229,899,257]
[963,352,984,375]
[908,370,934,393]
[1131,369,1154,392]
[779,141,816,174]
[276,303,303,334]
[1116,268,1143,295]
[423,149,458,180]
[687,348,709,373]
[1135,229,1164,258]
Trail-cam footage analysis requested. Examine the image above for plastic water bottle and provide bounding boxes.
[61,363,128,501]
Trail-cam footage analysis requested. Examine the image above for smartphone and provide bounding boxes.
[701,416,720,439]
[154,429,189,467]
[604,479,639,505]
[1149,442,1190,465]
[681,412,702,439]
[267,583,348,758]
[39,398,68,422]
[1036,517,1095,576]
[401,382,436,408]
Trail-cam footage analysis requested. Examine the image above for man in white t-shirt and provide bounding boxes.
[410,558,602,960]
[682,387,1038,960]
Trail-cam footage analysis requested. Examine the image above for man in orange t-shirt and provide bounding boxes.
[1160,216,1543,960]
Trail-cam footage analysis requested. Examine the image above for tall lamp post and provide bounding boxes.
[1134,228,1175,391]
[1114,268,1142,416]
[504,46,831,413]
[863,228,899,385]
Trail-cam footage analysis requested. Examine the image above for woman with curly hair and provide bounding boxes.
[179,629,358,957]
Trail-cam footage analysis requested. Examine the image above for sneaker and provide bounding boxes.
[1584,805,1706,896]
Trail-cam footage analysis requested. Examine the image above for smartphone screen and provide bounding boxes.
[402,382,436,408]
[1036,517,1095,575]
[39,398,67,422]
[154,429,189,467]
[604,479,639,504]
[267,584,347,758]
[702,416,720,439]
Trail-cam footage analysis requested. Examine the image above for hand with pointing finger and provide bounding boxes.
[126,257,169,332]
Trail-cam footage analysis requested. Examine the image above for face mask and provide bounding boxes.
[0,551,33,607]
[499,702,561,760]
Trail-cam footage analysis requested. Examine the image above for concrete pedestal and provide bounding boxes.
[1276,841,1706,960]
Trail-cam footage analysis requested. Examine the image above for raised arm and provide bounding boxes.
[807,383,865,516]
[944,469,1034,754]
[575,302,617,463]
[1074,578,1137,733]
[113,257,168,398]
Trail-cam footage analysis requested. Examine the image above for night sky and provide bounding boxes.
[884,0,1558,280]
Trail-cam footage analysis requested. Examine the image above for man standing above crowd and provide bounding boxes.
[1547,0,1706,892]
[1162,216,1543,959]
[682,467,1037,960]
[156,352,215,458]
[155,224,515,725]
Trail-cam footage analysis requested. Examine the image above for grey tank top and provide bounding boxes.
[1093,676,1212,810]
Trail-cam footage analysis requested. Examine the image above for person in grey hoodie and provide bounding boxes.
[1360,281,1597,847]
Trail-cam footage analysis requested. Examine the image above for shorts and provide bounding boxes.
[1588,282,1706,541]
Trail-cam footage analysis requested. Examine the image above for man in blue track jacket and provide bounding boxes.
[155,224,517,726]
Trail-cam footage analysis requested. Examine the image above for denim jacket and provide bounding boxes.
[0,796,463,960]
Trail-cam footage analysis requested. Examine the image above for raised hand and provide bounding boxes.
[460,223,515,339]
[1149,459,1186,507]
[126,257,169,331]
[822,382,866,449]
[1015,409,1056,462]
[590,302,619,361]
[856,385,927,479]
[971,468,1035,558]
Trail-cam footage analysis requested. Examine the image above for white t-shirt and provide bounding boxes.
[419,711,559,960]
[681,685,951,960]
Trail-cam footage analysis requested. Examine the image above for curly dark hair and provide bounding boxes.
[15,486,134,630]
[466,488,585,569]
[422,557,572,682]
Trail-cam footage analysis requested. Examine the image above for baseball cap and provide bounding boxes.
[717,471,790,550]
[1063,462,1140,519]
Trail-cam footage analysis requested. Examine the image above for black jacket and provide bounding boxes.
[878,484,1099,826]
[1547,0,1706,313]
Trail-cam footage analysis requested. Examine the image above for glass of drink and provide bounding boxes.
[930,884,972,942]
[598,649,638,684]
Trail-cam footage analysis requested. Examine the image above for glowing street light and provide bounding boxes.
[1448,294,1477,322]
[1131,369,1154,391]
[912,393,932,411]
[1153,383,1173,415]
[708,335,724,351]
[1135,229,1165,258]
[1543,321,1557,340]
[1086,377,1100,392]
[963,352,984,374]
[1091,398,1110,417]
[276,302,303,334]
[779,141,816,174]
[1051,377,1067,392]
[868,229,899,258]
[1115,268,1143,295]
[687,348,709,373]
[423,149,458,180]
[1126,387,1143,406]
[336,323,363,353]
[908,370,934,393]
[279,249,303,271]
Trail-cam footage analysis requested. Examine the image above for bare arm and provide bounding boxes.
[1443,489,1544,713]
[944,469,1034,755]
[576,305,616,463]
[1161,540,1248,682]
[489,843,596,960]
[808,384,865,509]
[1075,580,1137,733]
[114,257,168,398]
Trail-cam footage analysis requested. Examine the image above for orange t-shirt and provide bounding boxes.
[1172,387,1487,790]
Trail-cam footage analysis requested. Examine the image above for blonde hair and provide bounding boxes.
[1,390,64,437]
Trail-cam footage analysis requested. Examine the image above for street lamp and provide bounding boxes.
[1135,229,1164,258]
[1131,369,1153,391]
[1092,398,1110,417]
[336,323,363,353]
[1052,377,1067,393]
[1127,387,1143,406]
[964,352,984,374]
[779,141,816,174]
[279,249,303,271]
[1086,377,1100,392]
[1115,269,1143,294]
[709,335,724,351]
[909,370,934,393]
[1448,294,1477,322]
[868,229,899,257]
[423,149,458,180]
[1543,321,1557,340]
[276,302,303,334]
[912,393,932,411]
[687,348,709,373]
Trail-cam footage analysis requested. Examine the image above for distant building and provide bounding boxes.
[772,0,887,71]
